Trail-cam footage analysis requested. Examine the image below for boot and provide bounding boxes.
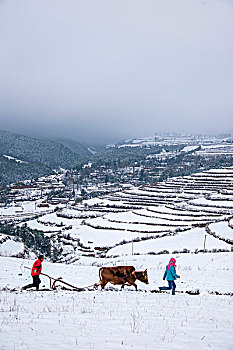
[21,283,33,290]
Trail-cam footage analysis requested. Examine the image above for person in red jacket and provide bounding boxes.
[22,255,44,291]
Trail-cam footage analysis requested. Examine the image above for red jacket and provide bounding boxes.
[31,259,42,276]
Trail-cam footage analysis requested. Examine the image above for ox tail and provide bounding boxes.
[99,267,103,282]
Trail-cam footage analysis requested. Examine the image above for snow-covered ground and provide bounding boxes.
[3,154,28,164]
[0,237,24,257]
[209,221,233,241]
[0,201,51,216]
[106,227,232,256]
[190,198,233,208]
[22,219,61,232]
[1,166,233,348]
[1,254,233,350]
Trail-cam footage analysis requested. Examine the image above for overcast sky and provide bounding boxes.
[0,0,232,143]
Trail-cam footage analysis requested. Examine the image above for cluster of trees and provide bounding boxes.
[88,144,182,168]
[0,154,52,186]
[0,130,92,186]
[0,222,62,261]
[71,145,182,186]
[159,153,233,181]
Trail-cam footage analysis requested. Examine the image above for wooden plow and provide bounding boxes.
[24,266,99,291]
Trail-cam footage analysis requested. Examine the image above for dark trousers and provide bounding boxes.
[22,275,41,291]
[160,280,176,295]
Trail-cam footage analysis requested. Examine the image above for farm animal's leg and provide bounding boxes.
[101,282,107,290]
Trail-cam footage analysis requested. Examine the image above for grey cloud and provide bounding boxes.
[0,0,232,143]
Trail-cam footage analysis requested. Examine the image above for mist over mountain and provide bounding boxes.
[0,0,232,143]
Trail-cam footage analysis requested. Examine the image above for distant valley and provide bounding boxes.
[0,130,233,188]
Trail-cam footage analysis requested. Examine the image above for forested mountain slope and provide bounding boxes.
[0,130,91,185]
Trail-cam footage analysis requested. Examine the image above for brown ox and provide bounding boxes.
[99,266,149,291]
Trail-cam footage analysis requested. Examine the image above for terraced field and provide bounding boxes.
[1,167,233,261]
[49,167,233,260]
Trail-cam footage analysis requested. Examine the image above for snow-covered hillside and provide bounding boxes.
[117,133,232,149]
[0,253,233,350]
[1,167,233,262]
[1,166,233,349]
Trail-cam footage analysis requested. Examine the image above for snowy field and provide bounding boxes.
[0,201,51,216]
[1,167,233,349]
[106,227,232,256]
[209,222,233,242]
[1,254,233,350]
[0,237,24,257]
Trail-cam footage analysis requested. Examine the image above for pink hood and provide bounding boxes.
[168,258,176,270]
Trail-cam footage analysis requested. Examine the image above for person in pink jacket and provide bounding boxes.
[159,258,180,295]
